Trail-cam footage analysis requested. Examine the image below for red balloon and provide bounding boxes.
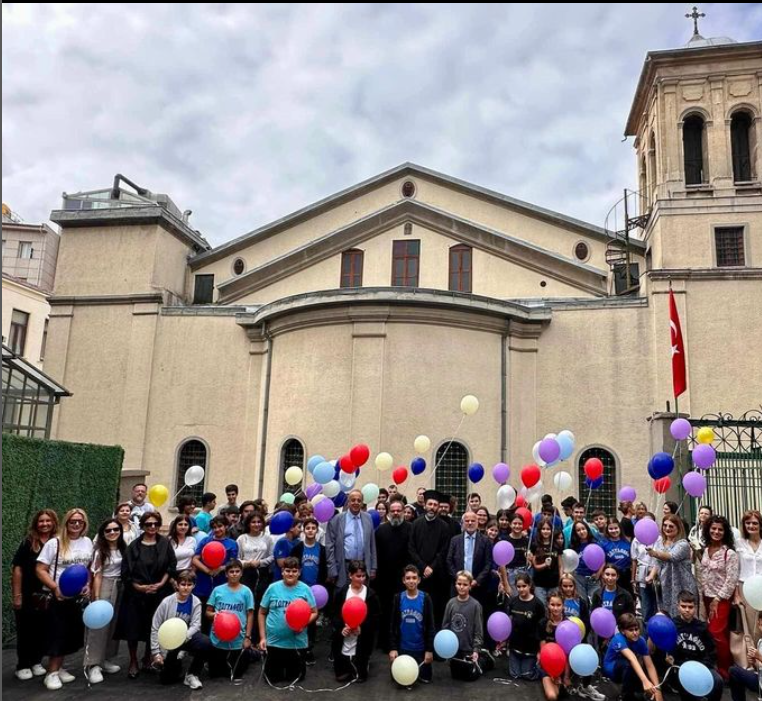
[342,596,368,629]
[285,598,312,632]
[654,477,671,494]
[339,455,355,473]
[584,458,604,481]
[515,496,526,508]
[202,541,226,569]
[392,467,408,485]
[515,506,533,530]
[350,444,370,468]
[213,611,241,642]
[521,464,541,488]
[539,642,567,678]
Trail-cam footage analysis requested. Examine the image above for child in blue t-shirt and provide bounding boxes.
[290,518,326,665]
[389,565,435,685]
[603,613,663,701]
[272,519,302,581]
[602,519,632,587]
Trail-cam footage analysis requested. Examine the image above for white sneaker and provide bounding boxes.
[15,668,33,681]
[184,674,203,690]
[88,667,103,684]
[32,664,47,677]
[102,661,121,674]
[579,685,606,701]
[44,673,62,691]
[57,669,75,684]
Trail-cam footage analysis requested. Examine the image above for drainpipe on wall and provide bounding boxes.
[501,332,508,464]
[257,322,273,499]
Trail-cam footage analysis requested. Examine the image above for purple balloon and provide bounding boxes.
[634,517,659,546]
[311,584,329,609]
[618,486,637,502]
[492,462,510,484]
[590,607,617,639]
[493,540,515,567]
[487,611,512,642]
[538,438,561,464]
[314,498,335,523]
[305,483,322,500]
[683,471,707,498]
[555,619,583,654]
[582,543,605,571]
[670,418,692,441]
[693,444,716,470]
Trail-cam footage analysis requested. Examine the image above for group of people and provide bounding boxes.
[10,480,762,701]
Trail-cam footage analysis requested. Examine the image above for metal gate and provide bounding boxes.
[687,410,762,526]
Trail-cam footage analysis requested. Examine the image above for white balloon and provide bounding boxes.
[527,483,544,502]
[311,494,326,506]
[323,480,341,498]
[532,441,547,468]
[544,433,557,441]
[284,466,303,486]
[375,452,394,471]
[558,429,576,443]
[414,435,431,454]
[339,471,355,488]
[562,549,580,572]
[553,471,573,492]
[743,574,762,611]
[496,485,516,510]
[460,395,480,416]
[184,465,205,486]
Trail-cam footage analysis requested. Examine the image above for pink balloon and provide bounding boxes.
[682,471,707,498]
[493,540,515,567]
[492,463,510,484]
[634,517,659,546]
[314,498,335,523]
[618,486,637,502]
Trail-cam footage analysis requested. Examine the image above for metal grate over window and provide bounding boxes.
[435,441,469,517]
[577,447,617,517]
[176,440,207,505]
[715,227,745,267]
[280,439,305,495]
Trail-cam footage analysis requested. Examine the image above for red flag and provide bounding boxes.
[669,289,687,398]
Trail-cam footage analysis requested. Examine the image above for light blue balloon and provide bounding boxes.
[307,455,325,475]
[195,530,208,542]
[83,600,114,630]
[557,434,575,461]
[313,461,335,485]
[568,643,598,676]
[433,629,459,660]
[678,661,713,697]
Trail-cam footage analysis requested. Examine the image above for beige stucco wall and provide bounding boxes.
[1,278,50,367]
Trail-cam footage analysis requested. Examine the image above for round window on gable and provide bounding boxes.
[574,241,590,262]
[232,258,246,276]
[401,180,416,198]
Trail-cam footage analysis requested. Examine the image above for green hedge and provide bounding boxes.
[1,433,124,646]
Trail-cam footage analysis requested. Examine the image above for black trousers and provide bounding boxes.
[264,646,306,684]
[207,646,258,679]
[159,633,211,683]
[14,606,48,669]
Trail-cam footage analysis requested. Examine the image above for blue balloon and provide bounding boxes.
[557,434,575,461]
[368,509,381,529]
[313,461,335,485]
[585,476,603,490]
[568,643,599,676]
[411,457,426,476]
[269,511,294,536]
[332,492,347,508]
[647,614,678,651]
[59,564,89,598]
[433,629,459,659]
[83,600,114,630]
[678,661,714,697]
[307,455,325,474]
[468,463,485,483]
[649,452,674,479]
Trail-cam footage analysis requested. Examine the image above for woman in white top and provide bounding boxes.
[735,509,762,645]
[168,515,197,572]
[115,502,139,545]
[237,511,274,604]
[84,518,126,683]
[36,508,94,691]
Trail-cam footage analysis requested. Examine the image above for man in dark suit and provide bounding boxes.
[325,489,377,589]
[446,510,493,597]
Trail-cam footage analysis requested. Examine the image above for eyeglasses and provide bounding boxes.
[104,527,121,534]
[144,522,159,529]
[69,519,85,526]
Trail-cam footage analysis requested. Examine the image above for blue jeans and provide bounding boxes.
[637,583,656,622]
[574,573,600,604]
[729,664,760,701]
[508,650,539,680]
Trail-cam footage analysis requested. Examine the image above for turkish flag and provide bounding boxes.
[669,289,687,398]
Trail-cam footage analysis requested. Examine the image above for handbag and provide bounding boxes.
[30,538,59,612]
[730,601,754,670]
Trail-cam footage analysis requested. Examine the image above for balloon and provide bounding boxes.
[497,485,516,509]
[214,611,241,642]
[157,618,188,650]
[538,438,561,464]
[583,458,603,481]
[339,455,355,473]
[368,509,381,529]
[586,476,603,490]
[515,507,533,530]
[582,544,605,571]
[693,444,716,470]
[493,540,515,567]
[539,642,567,678]
[487,611,512,642]
[314,498,335,523]
[202,541,226,568]
[342,597,368,628]
[468,463,485,483]
[285,466,303,486]
[654,477,671,494]
[696,427,715,445]
[59,564,89,597]
[280,492,295,505]
[392,467,408,485]
[350,444,370,467]
[618,486,637,502]
[521,464,541,488]
[568,616,586,637]
[410,457,426,476]
[634,517,659,546]
[285,599,312,632]
[362,483,380,504]
[555,619,582,654]
[434,630,459,659]
[313,461,335,485]
[323,480,341,498]
[391,655,419,686]
[339,471,356,490]
[184,465,205,486]
[269,511,295,536]
[305,483,322,500]
[83,600,114,630]
[332,492,347,508]
[148,484,169,507]
[307,455,325,474]
[311,584,329,609]
[562,549,580,572]
[460,394,480,416]
[670,418,692,441]
[414,435,431,454]
[195,530,208,542]
[743,574,762,610]
[590,607,617,639]
[556,433,575,461]
[492,463,510,484]
[375,452,394,471]
[647,613,678,651]
[682,471,707,498]
[553,471,572,492]
[532,440,547,468]
[650,452,674,479]
[678,661,714,697]
[569,643,598,676]
[515,495,527,508]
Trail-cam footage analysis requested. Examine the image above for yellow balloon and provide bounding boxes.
[157,618,187,650]
[569,616,586,638]
[696,427,714,445]
[460,394,480,416]
[284,466,303,486]
[148,484,169,508]
[391,654,419,686]
[375,452,393,471]
[413,435,431,454]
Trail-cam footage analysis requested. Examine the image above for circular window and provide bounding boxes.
[574,241,590,262]
[540,280,547,288]
[401,180,416,198]
[232,258,246,276]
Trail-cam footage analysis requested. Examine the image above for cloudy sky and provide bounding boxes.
[3,3,760,246]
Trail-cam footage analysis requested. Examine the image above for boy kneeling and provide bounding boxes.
[603,613,663,701]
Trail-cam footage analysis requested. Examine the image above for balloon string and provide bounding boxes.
[428,414,466,485]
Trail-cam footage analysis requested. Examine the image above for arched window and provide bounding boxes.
[176,439,208,506]
[577,447,617,517]
[683,115,706,185]
[731,111,754,183]
[435,441,469,517]
[280,438,305,496]
[449,244,472,293]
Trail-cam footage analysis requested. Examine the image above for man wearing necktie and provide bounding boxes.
[326,489,377,590]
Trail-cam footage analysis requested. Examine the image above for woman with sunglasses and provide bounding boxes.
[84,518,126,684]
[646,514,696,617]
[116,511,177,678]
[36,508,94,690]
[735,509,762,645]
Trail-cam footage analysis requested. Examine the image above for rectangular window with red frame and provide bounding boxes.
[340,249,364,288]
[392,240,420,286]
[449,244,472,292]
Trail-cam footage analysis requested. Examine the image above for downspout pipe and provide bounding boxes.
[257,323,273,499]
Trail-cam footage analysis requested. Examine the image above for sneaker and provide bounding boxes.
[578,685,606,701]
[44,673,62,691]
[32,664,47,677]
[15,668,33,681]
[184,674,203,690]
[177,651,187,661]
[102,661,121,674]
[57,670,75,684]
[87,667,103,685]
[305,649,316,666]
